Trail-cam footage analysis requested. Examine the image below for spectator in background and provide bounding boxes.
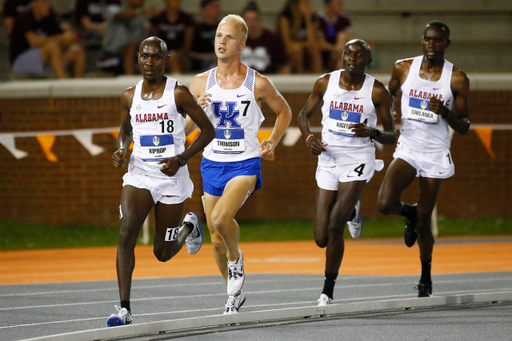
[2,0,31,36]
[189,0,220,72]
[75,0,122,41]
[277,0,322,74]
[316,0,353,71]
[97,0,152,75]
[240,1,290,74]
[149,0,194,74]
[9,0,85,78]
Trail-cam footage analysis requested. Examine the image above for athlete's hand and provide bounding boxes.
[307,135,327,155]
[429,98,449,117]
[197,92,212,109]
[158,158,180,177]
[112,148,127,168]
[350,123,374,137]
[260,140,274,160]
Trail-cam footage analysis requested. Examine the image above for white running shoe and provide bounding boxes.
[227,249,245,296]
[347,200,363,239]
[317,294,333,306]
[183,212,203,255]
[223,290,246,314]
[107,305,132,327]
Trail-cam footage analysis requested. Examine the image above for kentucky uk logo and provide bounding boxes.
[212,101,241,128]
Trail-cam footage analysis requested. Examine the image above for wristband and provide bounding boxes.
[305,134,314,146]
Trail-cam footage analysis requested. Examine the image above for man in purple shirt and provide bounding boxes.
[10,0,85,78]
[316,0,353,71]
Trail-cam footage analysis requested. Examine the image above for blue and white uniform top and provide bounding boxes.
[128,77,189,179]
[399,56,454,152]
[319,69,377,167]
[202,66,265,163]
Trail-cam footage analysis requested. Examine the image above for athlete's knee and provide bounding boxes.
[315,235,328,248]
[376,193,394,215]
[210,211,231,235]
[153,245,174,262]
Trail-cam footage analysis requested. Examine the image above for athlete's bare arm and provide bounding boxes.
[388,59,413,116]
[185,71,210,135]
[429,68,470,134]
[297,74,329,155]
[254,73,292,160]
[350,80,396,145]
[112,87,135,168]
[158,84,216,176]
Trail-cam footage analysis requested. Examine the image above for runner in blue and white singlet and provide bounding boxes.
[377,21,471,298]
[188,15,292,315]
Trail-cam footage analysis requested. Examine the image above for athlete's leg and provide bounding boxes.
[153,201,189,262]
[416,177,442,261]
[314,188,337,249]
[117,185,154,303]
[325,181,366,273]
[377,158,417,215]
[206,175,257,282]
[203,194,227,279]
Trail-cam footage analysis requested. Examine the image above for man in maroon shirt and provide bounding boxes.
[2,0,31,36]
[189,0,220,72]
[75,0,122,40]
[10,0,85,78]
[149,0,194,74]
[316,0,353,71]
[240,1,290,74]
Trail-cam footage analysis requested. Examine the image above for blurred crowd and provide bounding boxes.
[2,0,353,79]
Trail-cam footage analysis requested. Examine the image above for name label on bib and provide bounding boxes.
[140,134,175,161]
[213,128,245,154]
[328,109,361,137]
[407,97,438,124]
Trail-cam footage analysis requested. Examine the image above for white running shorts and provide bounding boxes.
[122,171,193,204]
[393,142,455,179]
[316,160,384,191]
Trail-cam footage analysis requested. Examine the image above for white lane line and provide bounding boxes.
[1,275,511,311]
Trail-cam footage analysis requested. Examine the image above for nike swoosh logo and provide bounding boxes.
[354,97,363,100]
[347,175,356,178]
[439,171,447,174]
[157,104,167,109]
[237,94,246,98]
[433,88,442,90]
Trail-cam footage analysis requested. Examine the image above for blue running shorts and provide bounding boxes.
[200,157,263,196]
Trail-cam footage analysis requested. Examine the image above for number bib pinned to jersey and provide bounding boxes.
[328,109,361,137]
[407,98,439,124]
[140,134,175,162]
[213,128,246,154]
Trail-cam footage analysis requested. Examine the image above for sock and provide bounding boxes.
[321,272,338,299]
[348,208,356,222]
[400,203,416,222]
[121,300,131,313]
[419,259,432,285]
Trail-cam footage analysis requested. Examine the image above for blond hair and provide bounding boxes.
[219,14,248,41]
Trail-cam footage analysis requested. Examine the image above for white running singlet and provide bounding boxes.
[399,56,454,152]
[202,67,265,162]
[319,70,377,167]
[127,77,189,179]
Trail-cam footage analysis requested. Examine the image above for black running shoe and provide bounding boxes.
[404,205,417,247]
[414,283,433,297]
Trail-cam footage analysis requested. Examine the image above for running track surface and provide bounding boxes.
[1,237,512,285]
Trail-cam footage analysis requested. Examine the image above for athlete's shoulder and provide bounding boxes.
[190,69,212,96]
[394,57,414,70]
[121,85,136,107]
